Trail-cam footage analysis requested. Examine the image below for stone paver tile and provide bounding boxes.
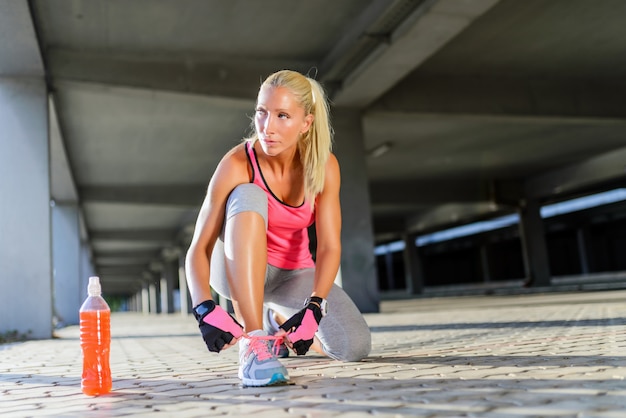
[3,290,626,417]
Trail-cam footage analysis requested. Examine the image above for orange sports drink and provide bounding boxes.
[79,277,112,396]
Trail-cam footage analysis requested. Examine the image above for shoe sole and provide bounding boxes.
[239,372,289,387]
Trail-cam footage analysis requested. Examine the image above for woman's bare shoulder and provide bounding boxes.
[326,152,340,176]
[219,142,248,166]
[213,142,251,183]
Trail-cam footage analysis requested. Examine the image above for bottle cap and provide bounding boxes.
[87,276,102,296]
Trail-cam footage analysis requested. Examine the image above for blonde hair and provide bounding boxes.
[246,70,333,207]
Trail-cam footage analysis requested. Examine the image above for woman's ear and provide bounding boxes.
[302,113,314,135]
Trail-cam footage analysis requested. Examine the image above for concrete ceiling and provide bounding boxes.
[22,0,626,295]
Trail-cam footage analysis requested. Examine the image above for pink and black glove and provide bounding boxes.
[280,296,327,355]
[193,300,243,353]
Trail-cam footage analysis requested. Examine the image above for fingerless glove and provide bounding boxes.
[193,300,243,353]
[280,297,325,355]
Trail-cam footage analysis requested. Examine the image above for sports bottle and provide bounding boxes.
[79,276,112,396]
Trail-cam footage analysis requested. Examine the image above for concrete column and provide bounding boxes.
[178,256,190,315]
[149,282,158,314]
[133,292,140,312]
[159,276,169,314]
[141,285,150,314]
[52,203,81,326]
[0,78,52,339]
[576,227,590,274]
[479,245,492,283]
[160,258,178,314]
[332,108,379,313]
[383,252,396,290]
[127,293,135,312]
[518,199,551,287]
[403,233,424,295]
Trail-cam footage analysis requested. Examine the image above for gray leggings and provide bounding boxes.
[210,183,371,362]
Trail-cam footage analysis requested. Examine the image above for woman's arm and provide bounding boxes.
[185,145,249,306]
[311,153,342,300]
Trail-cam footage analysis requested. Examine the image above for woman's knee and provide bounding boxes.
[323,325,371,362]
[225,183,268,226]
[341,333,371,362]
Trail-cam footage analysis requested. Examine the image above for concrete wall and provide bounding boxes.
[0,78,52,339]
[52,203,81,326]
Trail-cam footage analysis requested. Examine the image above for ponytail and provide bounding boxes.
[299,77,332,208]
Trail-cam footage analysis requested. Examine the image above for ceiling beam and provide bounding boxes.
[90,229,175,242]
[97,266,146,276]
[94,249,161,259]
[405,202,508,235]
[373,75,626,119]
[80,185,206,206]
[96,257,155,266]
[319,0,398,92]
[369,179,494,205]
[373,146,626,240]
[333,0,501,107]
[525,146,626,201]
[46,48,314,99]
[365,109,626,128]
[369,178,529,211]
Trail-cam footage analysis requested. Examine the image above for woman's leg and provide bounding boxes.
[210,184,289,387]
[264,266,372,362]
[224,211,266,332]
[210,183,268,332]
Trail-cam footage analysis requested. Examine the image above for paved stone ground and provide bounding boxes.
[2,290,626,417]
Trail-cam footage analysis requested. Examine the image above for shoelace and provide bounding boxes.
[244,334,285,360]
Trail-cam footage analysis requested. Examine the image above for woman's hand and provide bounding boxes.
[278,298,324,355]
[194,300,244,352]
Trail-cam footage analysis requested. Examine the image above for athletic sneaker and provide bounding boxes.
[264,309,290,358]
[238,330,289,386]
[275,341,290,358]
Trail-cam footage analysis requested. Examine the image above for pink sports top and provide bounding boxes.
[245,141,316,269]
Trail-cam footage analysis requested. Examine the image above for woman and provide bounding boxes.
[185,69,371,387]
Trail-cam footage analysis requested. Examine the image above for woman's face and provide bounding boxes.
[255,85,313,157]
